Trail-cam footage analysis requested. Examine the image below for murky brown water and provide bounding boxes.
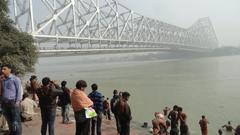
[33,52,240,135]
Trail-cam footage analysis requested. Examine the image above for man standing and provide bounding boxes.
[58,81,71,124]
[88,84,104,135]
[36,77,63,135]
[110,89,120,133]
[115,92,132,135]
[178,107,189,135]
[199,115,209,135]
[1,64,23,135]
[168,105,179,135]
[0,72,9,133]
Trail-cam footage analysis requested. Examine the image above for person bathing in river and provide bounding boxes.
[168,105,179,135]
[152,112,167,135]
[163,107,170,117]
[222,121,235,135]
[199,115,209,135]
[177,107,189,135]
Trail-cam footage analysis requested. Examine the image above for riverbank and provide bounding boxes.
[12,108,147,135]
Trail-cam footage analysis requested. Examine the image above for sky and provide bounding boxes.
[118,0,240,46]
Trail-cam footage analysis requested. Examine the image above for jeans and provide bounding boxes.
[61,104,70,123]
[40,108,56,135]
[119,120,130,135]
[91,113,102,135]
[2,101,22,135]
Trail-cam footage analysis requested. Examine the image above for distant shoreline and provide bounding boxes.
[38,47,240,59]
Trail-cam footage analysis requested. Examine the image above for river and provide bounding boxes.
[34,52,240,135]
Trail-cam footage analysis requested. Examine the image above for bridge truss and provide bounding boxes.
[9,0,218,50]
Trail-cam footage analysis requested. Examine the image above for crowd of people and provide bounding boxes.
[0,64,240,135]
[0,64,132,135]
[151,105,240,135]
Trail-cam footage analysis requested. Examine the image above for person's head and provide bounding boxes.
[30,75,37,82]
[154,112,164,120]
[61,80,67,87]
[76,80,87,90]
[202,115,205,119]
[1,64,12,77]
[23,92,29,100]
[173,105,178,111]
[122,92,130,101]
[42,77,51,86]
[178,107,183,113]
[181,113,187,120]
[113,89,118,95]
[91,83,98,91]
[218,129,223,135]
[235,125,240,135]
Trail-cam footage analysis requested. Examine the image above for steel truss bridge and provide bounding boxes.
[9,0,218,52]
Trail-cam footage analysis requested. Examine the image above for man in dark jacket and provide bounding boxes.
[110,89,120,133]
[36,77,63,135]
[115,92,132,135]
[58,81,71,124]
[88,84,103,135]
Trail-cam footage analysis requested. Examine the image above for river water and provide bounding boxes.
[34,52,240,135]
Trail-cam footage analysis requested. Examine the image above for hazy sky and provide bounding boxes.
[119,0,240,46]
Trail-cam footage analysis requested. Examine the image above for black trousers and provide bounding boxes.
[91,113,102,135]
[74,110,90,135]
[75,120,90,135]
[114,114,120,133]
[119,120,130,135]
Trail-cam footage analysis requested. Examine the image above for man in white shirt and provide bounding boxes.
[20,93,37,121]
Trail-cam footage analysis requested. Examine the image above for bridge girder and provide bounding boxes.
[9,0,218,50]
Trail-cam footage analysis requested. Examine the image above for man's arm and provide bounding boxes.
[14,77,23,102]
[50,84,63,96]
[168,111,172,120]
[125,103,132,121]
